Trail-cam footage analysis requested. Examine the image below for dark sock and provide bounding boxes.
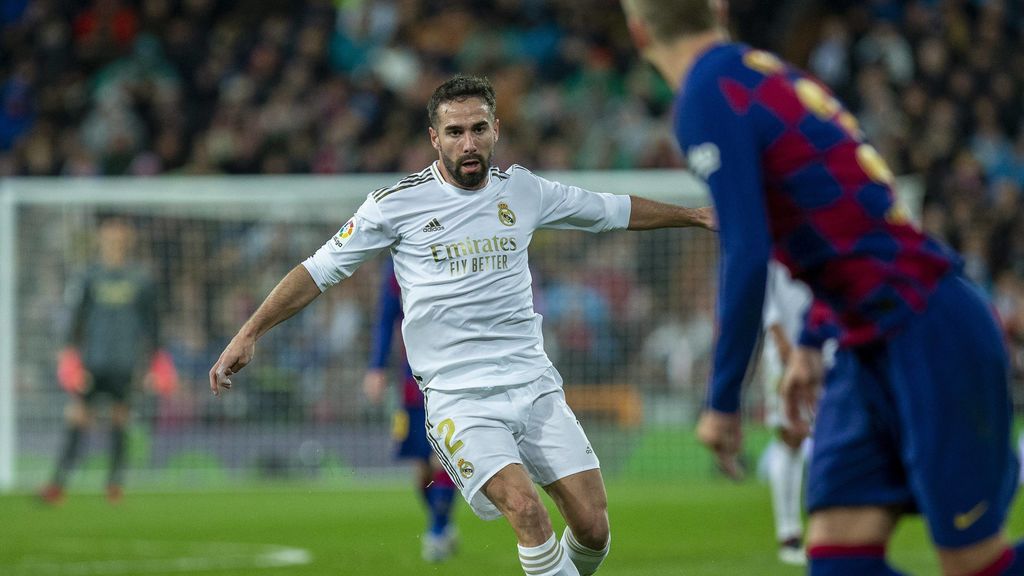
[108,426,127,487]
[418,468,456,536]
[425,484,456,536]
[53,426,84,487]
[418,478,431,510]
[1011,540,1024,574]
[808,544,906,575]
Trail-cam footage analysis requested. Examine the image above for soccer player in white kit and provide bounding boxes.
[210,75,715,576]
[759,261,813,565]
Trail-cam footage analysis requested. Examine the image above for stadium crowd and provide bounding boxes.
[3,0,1024,411]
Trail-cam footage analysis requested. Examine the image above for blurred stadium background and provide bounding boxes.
[2,0,1024,574]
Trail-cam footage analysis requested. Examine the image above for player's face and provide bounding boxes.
[429,97,499,190]
[98,220,134,267]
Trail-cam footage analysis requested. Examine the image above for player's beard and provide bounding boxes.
[443,152,490,189]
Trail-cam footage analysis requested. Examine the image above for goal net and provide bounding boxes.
[0,172,921,492]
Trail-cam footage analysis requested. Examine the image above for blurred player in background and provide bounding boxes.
[362,257,458,562]
[759,261,817,566]
[41,217,176,504]
[621,1,1022,575]
[211,75,714,576]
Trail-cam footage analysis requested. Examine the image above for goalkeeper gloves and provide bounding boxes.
[57,347,88,394]
[147,349,179,397]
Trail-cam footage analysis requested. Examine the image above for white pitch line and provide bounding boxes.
[6,539,313,575]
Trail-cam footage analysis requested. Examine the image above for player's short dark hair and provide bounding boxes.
[427,75,496,129]
[624,0,716,42]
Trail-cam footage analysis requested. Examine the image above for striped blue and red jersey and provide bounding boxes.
[673,43,957,413]
[368,258,423,408]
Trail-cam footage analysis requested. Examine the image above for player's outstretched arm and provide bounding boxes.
[627,196,716,231]
[209,264,322,397]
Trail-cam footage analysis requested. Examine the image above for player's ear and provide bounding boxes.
[428,126,440,151]
[493,118,500,142]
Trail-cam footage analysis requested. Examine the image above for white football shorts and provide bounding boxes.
[422,367,600,520]
[761,352,787,429]
[762,341,836,429]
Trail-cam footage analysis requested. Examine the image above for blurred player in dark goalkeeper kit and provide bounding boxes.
[40,217,176,503]
[622,1,1022,574]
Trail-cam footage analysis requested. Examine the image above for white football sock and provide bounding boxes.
[518,533,581,576]
[768,439,804,541]
[561,528,610,575]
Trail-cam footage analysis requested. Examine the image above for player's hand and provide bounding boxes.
[57,347,91,394]
[696,409,745,481]
[780,345,823,438]
[362,369,387,404]
[693,206,718,231]
[209,334,255,397]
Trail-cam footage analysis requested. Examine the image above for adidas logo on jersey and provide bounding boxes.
[422,218,445,232]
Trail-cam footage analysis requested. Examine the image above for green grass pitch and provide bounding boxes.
[3,478,1023,575]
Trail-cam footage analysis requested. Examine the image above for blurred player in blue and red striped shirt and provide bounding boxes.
[362,257,458,563]
[622,1,1021,575]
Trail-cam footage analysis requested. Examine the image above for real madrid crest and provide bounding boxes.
[458,458,475,479]
[497,202,516,226]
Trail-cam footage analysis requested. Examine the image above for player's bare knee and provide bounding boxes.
[808,507,897,547]
[504,493,548,525]
[65,402,91,427]
[777,427,806,450]
[111,404,131,427]
[416,461,433,486]
[572,511,610,550]
[937,533,1009,576]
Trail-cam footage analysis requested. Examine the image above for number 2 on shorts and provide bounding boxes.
[437,418,464,457]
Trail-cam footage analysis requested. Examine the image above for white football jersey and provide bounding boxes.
[763,261,812,343]
[303,161,631,391]
[761,261,813,378]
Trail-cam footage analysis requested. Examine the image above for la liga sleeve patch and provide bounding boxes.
[332,217,357,249]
